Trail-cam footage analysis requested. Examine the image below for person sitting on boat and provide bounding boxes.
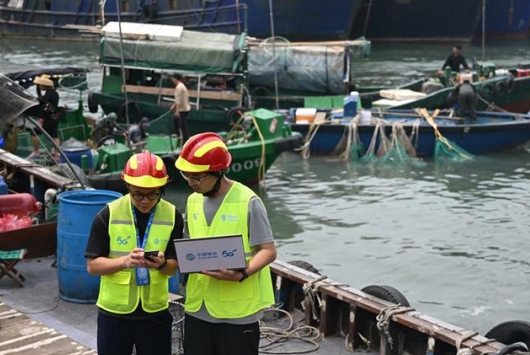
[91,112,119,146]
[441,45,470,72]
[450,79,477,121]
[27,74,60,160]
[127,117,150,144]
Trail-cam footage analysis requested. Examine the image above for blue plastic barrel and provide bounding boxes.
[57,189,122,303]
[60,148,93,170]
[0,176,7,195]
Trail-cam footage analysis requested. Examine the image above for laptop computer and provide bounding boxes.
[174,235,247,274]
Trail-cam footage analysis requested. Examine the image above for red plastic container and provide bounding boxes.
[0,193,41,217]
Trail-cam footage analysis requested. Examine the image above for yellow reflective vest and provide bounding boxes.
[96,195,175,314]
[185,182,274,318]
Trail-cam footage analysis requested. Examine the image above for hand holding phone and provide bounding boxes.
[143,250,160,262]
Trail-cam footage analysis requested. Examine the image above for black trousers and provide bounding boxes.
[184,314,260,355]
[173,111,190,143]
[97,310,173,355]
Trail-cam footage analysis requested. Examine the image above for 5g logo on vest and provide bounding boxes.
[222,249,237,258]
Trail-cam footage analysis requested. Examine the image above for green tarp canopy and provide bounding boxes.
[99,25,246,74]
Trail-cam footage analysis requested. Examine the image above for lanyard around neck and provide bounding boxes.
[131,205,156,249]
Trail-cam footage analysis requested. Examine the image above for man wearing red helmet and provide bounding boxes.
[175,132,276,355]
[85,151,184,355]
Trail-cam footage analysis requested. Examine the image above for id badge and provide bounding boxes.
[136,267,150,286]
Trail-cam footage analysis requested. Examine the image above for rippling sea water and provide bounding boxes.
[1,36,530,335]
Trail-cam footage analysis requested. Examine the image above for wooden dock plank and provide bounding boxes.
[0,303,95,355]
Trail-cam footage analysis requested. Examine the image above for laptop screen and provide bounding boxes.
[174,235,247,273]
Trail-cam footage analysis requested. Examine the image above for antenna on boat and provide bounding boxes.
[114,0,132,149]
[268,0,280,111]
[481,0,486,61]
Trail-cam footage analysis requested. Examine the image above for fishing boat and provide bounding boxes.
[0,0,361,42]
[299,62,530,115]
[351,0,530,43]
[85,107,303,192]
[291,109,530,157]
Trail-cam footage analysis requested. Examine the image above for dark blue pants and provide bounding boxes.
[97,310,173,355]
[184,314,260,355]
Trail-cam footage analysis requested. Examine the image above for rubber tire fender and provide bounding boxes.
[479,83,495,100]
[118,101,141,124]
[87,91,99,113]
[506,75,515,94]
[141,3,158,20]
[226,106,246,125]
[361,285,411,306]
[485,320,530,349]
[274,260,320,311]
[288,260,320,274]
[495,80,508,96]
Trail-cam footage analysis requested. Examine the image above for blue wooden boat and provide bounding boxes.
[0,0,361,42]
[292,109,530,156]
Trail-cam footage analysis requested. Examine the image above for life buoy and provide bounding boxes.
[87,91,98,113]
[506,75,515,93]
[141,3,158,21]
[479,83,495,100]
[495,80,508,96]
[118,101,141,124]
[361,285,411,306]
[485,320,530,349]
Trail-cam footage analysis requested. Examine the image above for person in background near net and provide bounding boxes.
[127,117,150,144]
[174,132,276,355]
[170,73,191,144]
[85,151,184,355]
[441,45,470,72]
[450,79,478,122]
[27,74,60,160]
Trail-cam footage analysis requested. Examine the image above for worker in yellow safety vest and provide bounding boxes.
[175,132,276,355]
[85,150,184,355]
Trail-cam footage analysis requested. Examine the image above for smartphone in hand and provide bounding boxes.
[143,250,159,262]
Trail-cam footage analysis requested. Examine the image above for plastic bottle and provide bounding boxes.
[0,176,7,195]
[343,91,359,118]
[0,193,41,217]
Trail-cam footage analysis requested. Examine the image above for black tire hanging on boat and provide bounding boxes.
[485,320,530,348]
[87,91,99,113]
[506,75,515,94]
[361,285,411,306]
[118,102,141,124]
[495,80,508,96]
[226,107,246,125]
[479,83,495,100]
[288,260,320,274]
[141,3,158,20]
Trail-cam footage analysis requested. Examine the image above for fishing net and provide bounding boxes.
[333,118,365,161]
[361,119,392,164]
[377,121,425,166]
[418,108,474,162]
[0,73,38,126]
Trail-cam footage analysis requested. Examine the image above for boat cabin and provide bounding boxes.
[92,22,249,134]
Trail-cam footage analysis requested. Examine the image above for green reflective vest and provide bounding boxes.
[185,182,274,318]
[96,195,175,314]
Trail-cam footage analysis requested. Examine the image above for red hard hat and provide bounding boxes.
[121,150,168,188]
[175,132,231,173]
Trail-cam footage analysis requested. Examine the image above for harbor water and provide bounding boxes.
[1,37,530,335]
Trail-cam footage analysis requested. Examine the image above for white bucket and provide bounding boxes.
[360,110,371,124]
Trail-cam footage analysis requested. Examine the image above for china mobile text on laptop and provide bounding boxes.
[174,235,247,273]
